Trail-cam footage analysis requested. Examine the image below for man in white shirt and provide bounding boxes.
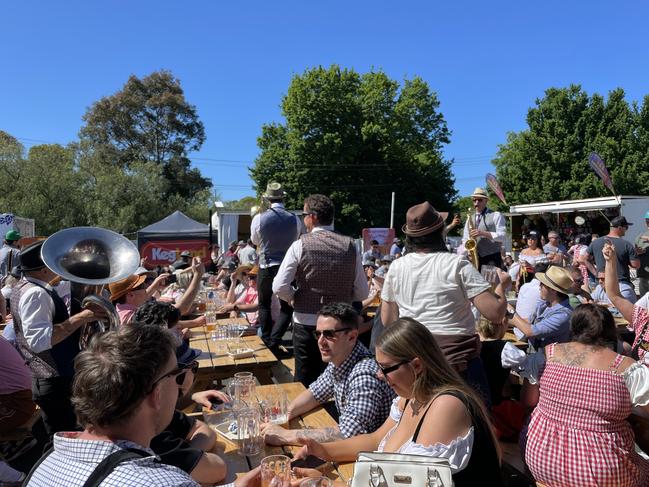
[237,239,257,265]
[250,182,302,357]
[11,241,104,437]
[273,194,368,385]
[461,187,506,269]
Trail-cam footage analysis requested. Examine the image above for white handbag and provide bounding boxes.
[351,451,454,487]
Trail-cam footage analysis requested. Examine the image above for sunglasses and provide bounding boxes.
[377,359,410,376]
[148,361,198,394]
[312,327,351,340]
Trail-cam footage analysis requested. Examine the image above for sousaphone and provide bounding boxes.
[41,226,141,348]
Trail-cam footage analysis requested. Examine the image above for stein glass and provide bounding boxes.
[230,371,256,406]
[261,454,291,487]
[236,407,262,456]
[262,388,289,426]
[300,478,334,487]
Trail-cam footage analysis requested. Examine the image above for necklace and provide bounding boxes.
[410,399,425,416]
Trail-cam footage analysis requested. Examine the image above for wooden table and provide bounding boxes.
[212,382,353,485]
[503,329,528,350]
[189,318,278,387]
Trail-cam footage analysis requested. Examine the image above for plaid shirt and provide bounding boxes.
[309,342,395,438]
[26,432,199,487]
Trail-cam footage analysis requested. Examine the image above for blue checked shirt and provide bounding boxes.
[26,432,199,487]
[308,342,395,438]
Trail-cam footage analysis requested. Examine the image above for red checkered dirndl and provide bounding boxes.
[526,343,649,486]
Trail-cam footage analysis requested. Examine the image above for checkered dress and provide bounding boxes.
[526,344,649,486]
[631,306,649,366]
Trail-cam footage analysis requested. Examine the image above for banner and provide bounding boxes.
[140,239,211,267]
[361,228,396,254]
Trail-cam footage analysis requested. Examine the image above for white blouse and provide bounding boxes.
[376,397,474,473]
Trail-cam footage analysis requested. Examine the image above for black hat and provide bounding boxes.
[610,216,633,228]
[19,241,47,272]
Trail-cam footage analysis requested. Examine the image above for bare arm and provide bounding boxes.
[186,418,216,451]
[381,300,399,326]
[289,389,320,420]
[145,273,169,298]
[603,243,635,323]
[471,271,509,323]
[578,250,599,277]
[51,310,97,346]
[189,452,227,485]
[507,308,536,337]
[174,259,205,315]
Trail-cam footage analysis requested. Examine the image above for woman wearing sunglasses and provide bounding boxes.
[293,317,502,486]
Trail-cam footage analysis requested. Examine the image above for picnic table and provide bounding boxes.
[210,382,353,485]
[189,318,278,387]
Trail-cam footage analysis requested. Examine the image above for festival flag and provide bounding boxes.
[588,152,616,195]
[485,173,507,205]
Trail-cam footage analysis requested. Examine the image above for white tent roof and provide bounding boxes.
[509,195,644,215]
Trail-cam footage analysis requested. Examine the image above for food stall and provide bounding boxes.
[508,195,649,253]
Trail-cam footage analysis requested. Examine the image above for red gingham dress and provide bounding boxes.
[526,344,649,486]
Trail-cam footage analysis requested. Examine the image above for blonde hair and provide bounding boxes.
[376,317,500,461]
[477,318,504,340]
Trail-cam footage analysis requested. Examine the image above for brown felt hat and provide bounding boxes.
[109,274,147,302]
[402,202,446,237]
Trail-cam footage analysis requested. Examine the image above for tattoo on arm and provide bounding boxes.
[296,427,343,443]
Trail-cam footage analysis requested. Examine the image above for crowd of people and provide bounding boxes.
[0,182,648,486]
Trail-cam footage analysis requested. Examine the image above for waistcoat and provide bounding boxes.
[259,207,299,266]
[293,230,356,314]
[12,280,78,379]
[476,209,502,257]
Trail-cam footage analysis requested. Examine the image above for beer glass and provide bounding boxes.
[300,478,334,487]
[261,388,288,426]
[236,407,262,456]
[261,454,291,487]
[230,371,256,407]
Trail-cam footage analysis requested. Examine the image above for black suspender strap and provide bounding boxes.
[81,447,150,487]
[22,446,150,487]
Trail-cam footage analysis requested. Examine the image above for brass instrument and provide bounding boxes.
[41,226,140,348]
[465,208,479,268]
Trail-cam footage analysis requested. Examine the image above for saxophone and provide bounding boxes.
[465,208,479,268]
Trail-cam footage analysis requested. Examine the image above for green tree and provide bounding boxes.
[494,85,649,204]
[250,65,457,235]
[225,196,257,210]
[79,70,210,199]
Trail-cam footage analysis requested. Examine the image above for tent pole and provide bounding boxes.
[208,209,213,248]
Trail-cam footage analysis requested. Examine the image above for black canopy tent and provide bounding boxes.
[137,211,213,267]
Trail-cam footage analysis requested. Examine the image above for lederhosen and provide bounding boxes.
[13,279,80,436]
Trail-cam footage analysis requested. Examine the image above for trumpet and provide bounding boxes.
[465,208,479,268]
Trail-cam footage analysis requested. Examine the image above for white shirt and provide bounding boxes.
[461,209,506,245]
[272,226,369,326]
[19,277,57,354]
[381,252,491,335]
[237,245,257,265]
[250,202,304,268]
[514,279,543,340]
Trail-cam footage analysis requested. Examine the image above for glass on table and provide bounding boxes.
[261,454,291,487]
[229,371,256,406]
[261,387,289,426]
[237,407,263,456]
[205,311,217,331]
[300,477,334,487]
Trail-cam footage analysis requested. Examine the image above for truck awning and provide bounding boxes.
[508,196,639,215]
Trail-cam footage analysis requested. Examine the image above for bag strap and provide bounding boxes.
[82,447,151,487]
[22,446,150,487]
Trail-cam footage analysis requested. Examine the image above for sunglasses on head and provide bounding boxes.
[312,327,351,340]
[376,359,410,376]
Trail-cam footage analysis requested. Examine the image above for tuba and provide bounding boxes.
[465,208,480,268]
[41,227,141,348]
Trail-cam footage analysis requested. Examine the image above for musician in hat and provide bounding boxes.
[461,187,507,269]
[0,229,21,279]
[250,181,303,358]
[11,241,105,437]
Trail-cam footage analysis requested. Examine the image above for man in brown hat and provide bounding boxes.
[250,182,303,357]
[381,201,509,405]
[461,187,506,269]
[506,265,574,350]
[273,194,368,386]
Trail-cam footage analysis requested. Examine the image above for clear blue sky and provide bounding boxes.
[3,0,648,201]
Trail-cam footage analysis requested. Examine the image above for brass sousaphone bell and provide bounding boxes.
[41,226,141,348]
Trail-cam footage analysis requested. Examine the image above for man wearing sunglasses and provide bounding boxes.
[261,303,393,446]
[24,324,202,486]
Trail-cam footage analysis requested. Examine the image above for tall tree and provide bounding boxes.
[250,65,456,235]
[493,85,649,204]
[79,70,210,199]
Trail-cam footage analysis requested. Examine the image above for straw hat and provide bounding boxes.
[536,266,574,295]
[471,187,489,199]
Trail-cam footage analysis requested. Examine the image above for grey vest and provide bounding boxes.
[293,230,357,315]
[475,209,502,257]
[259,207,299,266]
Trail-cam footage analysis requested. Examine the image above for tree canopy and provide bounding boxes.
[493,85,649,205]
[250,65,457,235]
[79,70,210,199]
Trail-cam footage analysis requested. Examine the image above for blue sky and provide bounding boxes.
[2,1,648,202]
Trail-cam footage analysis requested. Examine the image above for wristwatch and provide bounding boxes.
[505,307,516,319]
[233,305,239,313]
